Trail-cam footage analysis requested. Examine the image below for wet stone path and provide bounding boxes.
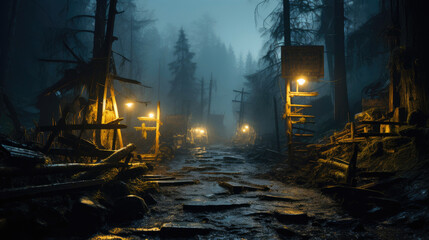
[103,145,381,239]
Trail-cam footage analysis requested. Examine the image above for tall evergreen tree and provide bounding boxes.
[169,28,197,115]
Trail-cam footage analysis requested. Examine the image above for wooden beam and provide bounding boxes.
[0,179,105,202]
[0,163,142,177]
[359,121,407,126]
[37,123,127,132]
[293,133,314,137]
[289,92,318,97]
[289,104,312,108]
[109,84,123,148]
[290,114,315,118]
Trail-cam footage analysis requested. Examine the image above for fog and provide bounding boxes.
[0,0,392,144]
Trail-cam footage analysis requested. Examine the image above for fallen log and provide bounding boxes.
[318,158,349,171]
[0,163,146,177]
[37,123,127,132]
[0,179,105,202]
[99,143,136,164]
[1,144,49,166]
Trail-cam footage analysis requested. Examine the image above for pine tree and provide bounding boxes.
[169,28,197,115]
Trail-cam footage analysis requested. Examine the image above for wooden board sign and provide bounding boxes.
[281,46,324,79]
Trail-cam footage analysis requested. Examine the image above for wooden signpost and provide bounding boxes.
[281,46,324,162]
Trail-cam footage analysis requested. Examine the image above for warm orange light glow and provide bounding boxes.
[148,113,155,118]
[200,129,205,134]
[244,125,249,129]
[242,128,246,133]
[125,102,134,108]
[297,78,306,86]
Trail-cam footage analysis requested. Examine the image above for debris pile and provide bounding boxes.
[0,134,162,238]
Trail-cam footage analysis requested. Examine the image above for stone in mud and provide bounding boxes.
[141,192,157,205]
[109,227,161,236]
[183,200,250,212]
[275,225,299,237]
[259,194,302,202]
[89,234,130,240]
[111,195,148,221]
[160,222,214,237]
[151,179,198,186]
[142,176,176,181]
[101,180,130,200]
[218,181,268,194]
[69,197,107,235]
[274,209,310,224]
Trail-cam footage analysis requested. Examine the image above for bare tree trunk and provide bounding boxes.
[94,0,118,147]
[333,0,349,123]
[283,0,292,160]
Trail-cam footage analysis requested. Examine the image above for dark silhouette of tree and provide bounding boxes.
[333,0,349,123]
[169,28,197,115]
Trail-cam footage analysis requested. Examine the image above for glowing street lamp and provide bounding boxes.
[244,124,249,129]
[296,77,307,92]
[200,129,205,134]
[148,112,155,118]
[125,102,134,108]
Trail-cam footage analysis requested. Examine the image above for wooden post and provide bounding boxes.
[273,97,280,152]
[110,85,123,148]
[286,79,293,162]
[155,101,160,156]
[239,88,245,127]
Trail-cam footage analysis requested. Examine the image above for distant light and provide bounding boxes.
[200,129,205,134]
[297,78,306,86]
[125,102,134,108]
[244,125,249,129]
[148,113,155,118]
[242,128,246,133]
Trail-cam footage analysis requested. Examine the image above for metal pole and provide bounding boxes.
[207,73,213,121]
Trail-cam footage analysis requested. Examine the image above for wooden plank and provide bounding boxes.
[289,104,312,108]
[289,92,318,97]
[292,127,315,132]
[37,123,127,132]
[293,133,314,137]
[360,121,407,126]
[289,114,315,118]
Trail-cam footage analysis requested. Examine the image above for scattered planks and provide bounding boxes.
[0,143,137,202]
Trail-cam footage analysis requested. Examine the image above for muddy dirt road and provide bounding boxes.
[97,145,414,239]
